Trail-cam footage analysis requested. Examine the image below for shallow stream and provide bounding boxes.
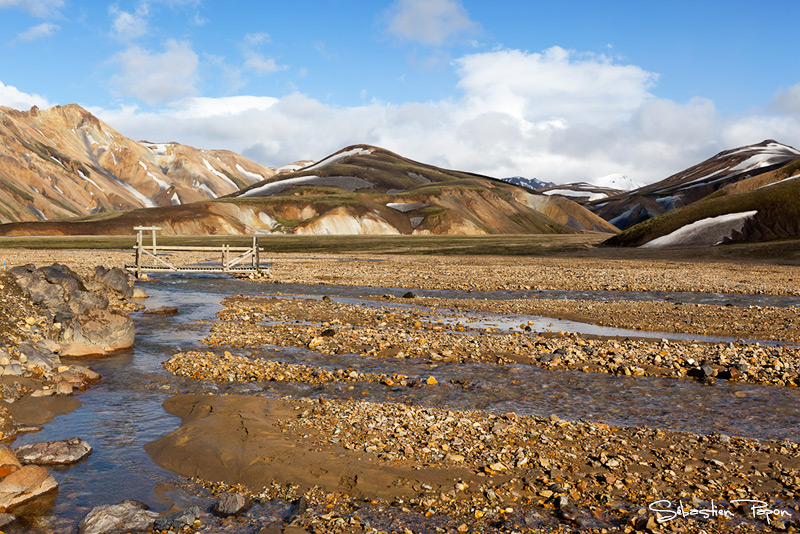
[8,275,800,532]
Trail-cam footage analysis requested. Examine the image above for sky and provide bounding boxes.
[1,0,799,187]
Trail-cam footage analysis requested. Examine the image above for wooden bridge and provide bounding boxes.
[124,226,267,278]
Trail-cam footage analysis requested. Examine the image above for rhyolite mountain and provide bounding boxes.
[0,104,274,222]
[605,142,800,247]
[0,144,619,236]
[589,140,800,230]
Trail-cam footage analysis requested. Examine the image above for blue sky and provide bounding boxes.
[1,0,799,185]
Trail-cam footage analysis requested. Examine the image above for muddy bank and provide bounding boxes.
[147,393,800,533]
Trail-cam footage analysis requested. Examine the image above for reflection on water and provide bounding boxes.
[7,274,800,532]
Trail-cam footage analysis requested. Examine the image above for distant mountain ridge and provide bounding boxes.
[502,176,555,190]
[0,104,274,222]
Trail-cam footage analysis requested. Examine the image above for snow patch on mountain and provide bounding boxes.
[304,148,371,172]
[543,189,608,201]
[236,163,263,182]
[640,211,757,248]
[203,158,238,190]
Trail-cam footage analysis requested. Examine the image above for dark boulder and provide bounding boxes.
[94,267,134,298]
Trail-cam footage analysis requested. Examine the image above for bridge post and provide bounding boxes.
[135,231,142,278]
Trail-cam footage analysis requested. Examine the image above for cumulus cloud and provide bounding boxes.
[385,0,478,46]
[92,46,800,185]
[109,5,149,41]
[17,22,59,41]
[244,32,271,46]
[0,0,62,18]
[110,40,199,105]
[0,81,51,109]
[243,52,285,75]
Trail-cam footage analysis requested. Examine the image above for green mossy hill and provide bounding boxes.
[605,177,800,247]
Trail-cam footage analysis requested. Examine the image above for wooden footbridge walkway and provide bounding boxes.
[124,226,267,278]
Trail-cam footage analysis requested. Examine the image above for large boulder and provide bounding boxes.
[78,500,159,534]
[67,291,109,315]
[0,465,57,512]
[16,437,92,466]
[39,264,86,294]
[8,264,66,311]
[94,267,134,298]
[61,308,134,356]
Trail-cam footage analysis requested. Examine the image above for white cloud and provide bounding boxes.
[110,40,199,105]
[244,32,271,46]
[455,47,657,124]
[17,22,59,41]
[243,52,285,75]
[0,81,51,109]
[91,46,800,185]
[386,0,478,46]
[772,82,800,114]
[0,0,62,18]
[109,5,149,41]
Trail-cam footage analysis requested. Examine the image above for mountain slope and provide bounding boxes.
[0,104,272,222]
[605,157,800,247]
[0,145,619,236]
[589,140,800,229]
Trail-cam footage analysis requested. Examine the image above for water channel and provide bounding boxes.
[8,275,800,532]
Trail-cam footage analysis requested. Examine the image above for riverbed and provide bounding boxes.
[8,274,800,533]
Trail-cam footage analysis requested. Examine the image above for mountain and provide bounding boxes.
[0,145,619,236]
[588,140,800,229]
[501,176,555,190]
[606,149,800,247]
[0,104,273,222]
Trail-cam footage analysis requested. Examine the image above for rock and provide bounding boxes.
[0,465,57,512]
[320,328,336,337]
[289,496,308,523]
[0,513,15,528]
[94,266,134,298]
[153,505,201,531]
[69,365,102,381]
[555,495,581,526]
[402,291,415,299]
[321,295,332,302]
[9,264,67,311]
[55,382,74,395]
[39,264,86,294]
[0,445,21,473]
[67,291,109,315]
[16,437,92,465]
[17,343,60,371]
[78,500,159,534]
[211,493,250,517]
[1,363,24,377]
[144,307,178,315]
[132,288,149,299]
[61,308,135,355]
